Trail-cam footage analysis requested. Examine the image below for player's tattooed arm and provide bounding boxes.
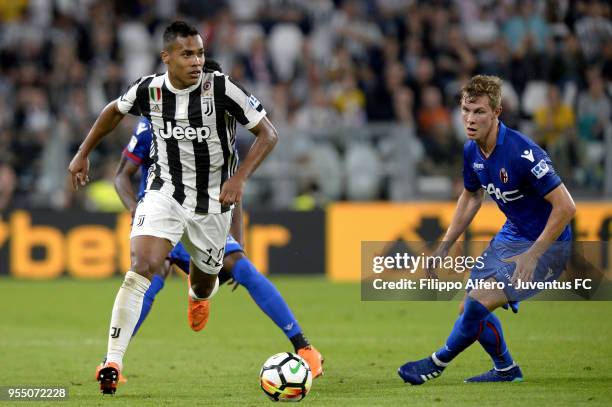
[68,101,125,190]
[219,116,278,205]
[114,156,140,218]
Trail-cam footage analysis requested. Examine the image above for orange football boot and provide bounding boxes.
[187,276,210,331]
[298,345,324,378]
[95,361,122,395]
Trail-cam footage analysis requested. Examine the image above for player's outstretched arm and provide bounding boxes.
[113,156,140,218]
[68,101,125,190]
[219,116,278,205]
[437,188,485,255]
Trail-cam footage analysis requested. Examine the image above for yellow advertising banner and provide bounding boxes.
[327,202,612,281]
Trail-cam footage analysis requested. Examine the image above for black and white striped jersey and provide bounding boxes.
[116,70,266,213]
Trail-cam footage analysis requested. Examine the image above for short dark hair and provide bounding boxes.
[163,21,199,49]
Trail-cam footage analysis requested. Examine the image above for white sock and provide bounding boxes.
[495,362,517,372]
[106,271,150,370]
[189,277,219,300]
[431,352,449,368]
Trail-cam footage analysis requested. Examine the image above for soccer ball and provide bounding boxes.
[260,352,312,402]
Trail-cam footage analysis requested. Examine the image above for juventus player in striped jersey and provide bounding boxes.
[68,21,278,395]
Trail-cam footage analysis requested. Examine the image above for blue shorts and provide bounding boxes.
[469,239,571,302]
[168,234,243,274]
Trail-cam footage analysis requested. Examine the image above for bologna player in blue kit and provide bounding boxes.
[398,75,576,384]
[111,61,323,380]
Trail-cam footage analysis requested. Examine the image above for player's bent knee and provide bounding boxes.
[131,256,167,281]
[467,290,506,311]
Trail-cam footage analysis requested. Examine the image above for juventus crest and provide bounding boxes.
[201,97,213,116]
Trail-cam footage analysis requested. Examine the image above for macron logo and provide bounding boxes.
[521,149,534,162]
[136,121,149,135]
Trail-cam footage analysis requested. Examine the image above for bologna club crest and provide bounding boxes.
[500,168,509,183]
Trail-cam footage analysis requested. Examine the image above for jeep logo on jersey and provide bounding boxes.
[159,121,211,142]
[484,183,524,203]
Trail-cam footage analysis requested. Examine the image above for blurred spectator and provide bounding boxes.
[268,22,304,81]
[332,0,383,61]
[293,87,339,130]
[575,0,612,63]
[417,86,459,176]
[534,83,576,148]
[463,3,499,48]
[417,86,451,138]
[84,158,124,212]
[332,73,367,126]
[576,67,611,187]
[533,83,578,181]
[240,33,277,86]
[502,0,550,54]
[435,25,476,87]
[577,67,612,142]
[366,61,407,121]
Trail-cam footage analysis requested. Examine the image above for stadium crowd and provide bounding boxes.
[0,0,611,211]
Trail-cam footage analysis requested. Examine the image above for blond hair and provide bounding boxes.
[461,75,502,111]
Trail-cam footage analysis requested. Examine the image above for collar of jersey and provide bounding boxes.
[496,121,507,145]
[476,120,507,160]
[163,72,202,94]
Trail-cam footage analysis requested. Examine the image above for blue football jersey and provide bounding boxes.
[463,121,571,242]
[122,117,154,201]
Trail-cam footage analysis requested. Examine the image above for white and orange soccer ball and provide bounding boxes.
[260,352,313,402]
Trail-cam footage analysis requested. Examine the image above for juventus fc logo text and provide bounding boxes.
[201,97,213,116]
[136,215,145,227]
[110,327,121,338]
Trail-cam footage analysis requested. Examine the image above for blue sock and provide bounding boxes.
[435,297,491,364]
[478,312,514,370]
[231,258,302,339]
[132,274,165,337]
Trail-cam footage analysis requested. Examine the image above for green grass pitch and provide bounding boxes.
[1,276,611,406]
